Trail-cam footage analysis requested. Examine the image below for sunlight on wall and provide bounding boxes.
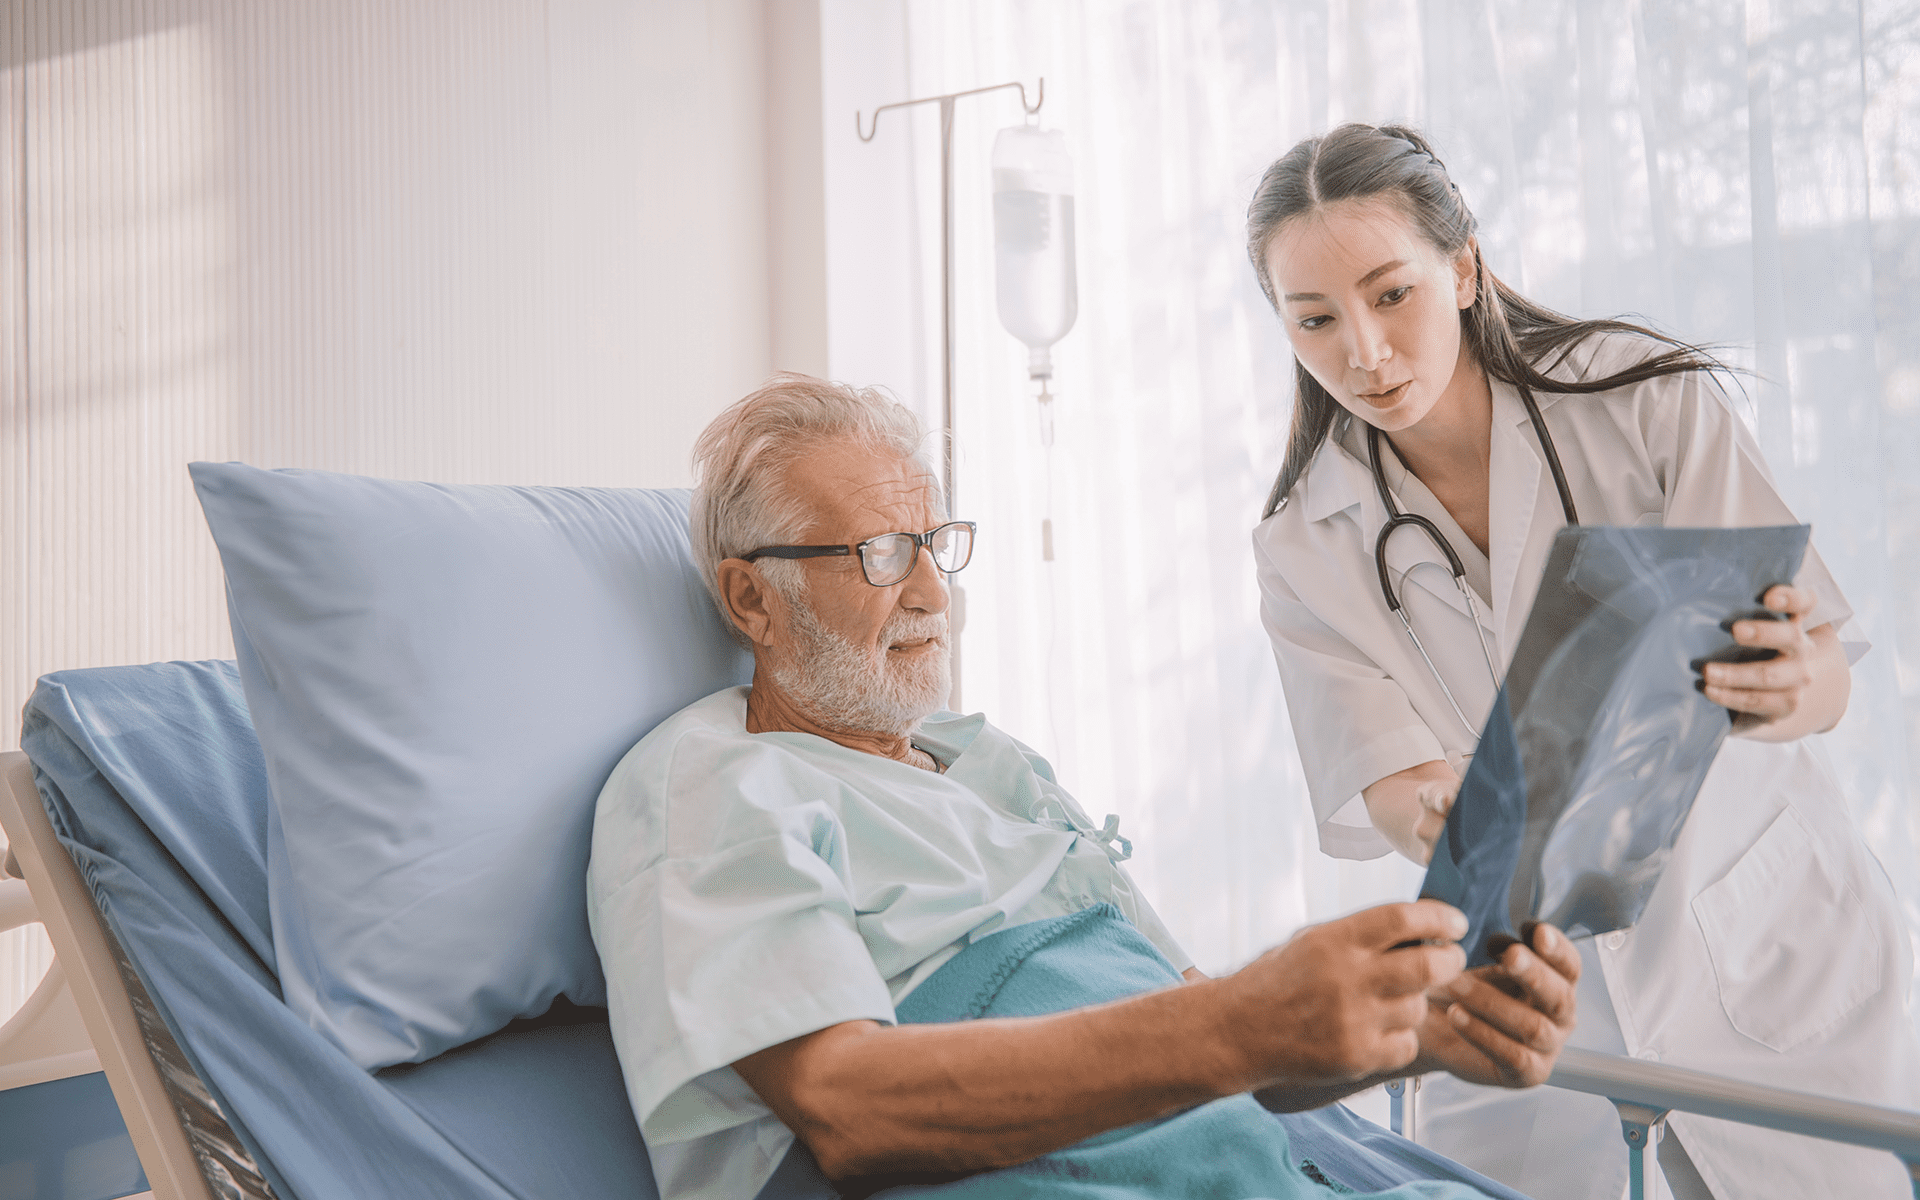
[1,0,796,1039]
[1,0,779,754]
[7,20,242,728]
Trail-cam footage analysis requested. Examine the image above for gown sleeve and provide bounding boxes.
[1253,524,1449,860]
[590,731,898,1148]
[1643,367,1866,662]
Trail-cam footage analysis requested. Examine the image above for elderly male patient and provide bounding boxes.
[588,376,1581,1200]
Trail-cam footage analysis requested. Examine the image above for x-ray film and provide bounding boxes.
[1420,525,1809,966]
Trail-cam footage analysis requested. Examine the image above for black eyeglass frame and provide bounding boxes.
[740,520,977,587]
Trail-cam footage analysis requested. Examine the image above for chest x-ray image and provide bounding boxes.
[1421,525,1810,966]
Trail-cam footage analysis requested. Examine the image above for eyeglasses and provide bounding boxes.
[741,521,976,587]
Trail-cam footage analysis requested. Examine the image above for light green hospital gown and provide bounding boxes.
[587,686,1189,1200]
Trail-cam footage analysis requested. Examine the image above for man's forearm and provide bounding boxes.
[736,903,1475,1183]
[736,978,1246,1181]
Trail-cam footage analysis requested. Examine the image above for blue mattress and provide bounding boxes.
[21,660,658,1200]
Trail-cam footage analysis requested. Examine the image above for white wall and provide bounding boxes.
[819,1,931,429]
[0,0,827,749]
[0,0,825,1021]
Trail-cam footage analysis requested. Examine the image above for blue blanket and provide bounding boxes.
[760,904,1531,1199]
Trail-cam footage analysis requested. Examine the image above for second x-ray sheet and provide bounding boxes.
[1420,525,1809,966]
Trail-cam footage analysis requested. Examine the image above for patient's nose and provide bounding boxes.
[899,546,950,613]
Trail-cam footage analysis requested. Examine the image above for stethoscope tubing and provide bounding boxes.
[1368,384,1580,739]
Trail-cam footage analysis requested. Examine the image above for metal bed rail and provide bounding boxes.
[1551,1047,1920,1199]
[1392,1049,1920,1200]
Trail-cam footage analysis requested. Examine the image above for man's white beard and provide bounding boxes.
[773,603,951,737]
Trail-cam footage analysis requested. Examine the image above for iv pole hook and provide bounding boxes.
[856,78,1043,142]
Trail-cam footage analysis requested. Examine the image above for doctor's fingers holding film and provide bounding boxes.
[1695,584,1818,727]
[1419,923,1580,1089]
[1224,900,1468,1084]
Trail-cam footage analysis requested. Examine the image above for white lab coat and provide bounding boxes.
[1252,334,1920,1199]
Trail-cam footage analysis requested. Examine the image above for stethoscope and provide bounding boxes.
[1368,384,1581,738]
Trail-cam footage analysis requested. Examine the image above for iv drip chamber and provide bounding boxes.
[992,125,1077,381]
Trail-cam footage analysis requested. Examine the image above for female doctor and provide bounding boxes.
[1247,123,1919,1200]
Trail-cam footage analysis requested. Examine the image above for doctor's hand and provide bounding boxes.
[1699,585,1850,742]
[1413,922,1580,1090]
[1362,761,1460,865]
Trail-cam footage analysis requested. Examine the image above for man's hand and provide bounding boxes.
[1413,922,1579,1088]
[1220,900,1468,1090]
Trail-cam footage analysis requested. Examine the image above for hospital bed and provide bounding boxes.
[2,475,1916,1200]
[9,670,1917,1200]
[1,662,659,1200]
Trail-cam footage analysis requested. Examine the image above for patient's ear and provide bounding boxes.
[716,559,780,648]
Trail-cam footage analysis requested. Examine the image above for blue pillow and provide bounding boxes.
[190,463,752,1070]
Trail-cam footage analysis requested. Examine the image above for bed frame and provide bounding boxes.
[1,749,210,1200]
[4,744,1916,1200]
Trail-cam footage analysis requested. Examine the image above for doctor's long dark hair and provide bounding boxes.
[1250,124,1729,520]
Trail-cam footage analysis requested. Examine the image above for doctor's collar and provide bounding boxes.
[1290,431,1374,525]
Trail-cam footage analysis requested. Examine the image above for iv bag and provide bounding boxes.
[992,126,1077,381]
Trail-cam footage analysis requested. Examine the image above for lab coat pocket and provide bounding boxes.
[1691,806,1881,1052]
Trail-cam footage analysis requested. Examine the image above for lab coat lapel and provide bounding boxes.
[1304,433,1476,623]
[1488,382,1568,661]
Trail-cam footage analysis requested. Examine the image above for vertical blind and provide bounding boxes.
[0,0,781,1024]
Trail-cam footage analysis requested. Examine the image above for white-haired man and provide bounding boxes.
[588,376,1581,1200]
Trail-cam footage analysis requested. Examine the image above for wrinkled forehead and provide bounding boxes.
[783,440,942,541]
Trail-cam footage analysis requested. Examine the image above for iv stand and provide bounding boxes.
[857,78,1043,517]
[858,77,1044,710]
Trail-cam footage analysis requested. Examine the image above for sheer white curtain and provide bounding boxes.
[848,0,1920,991]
